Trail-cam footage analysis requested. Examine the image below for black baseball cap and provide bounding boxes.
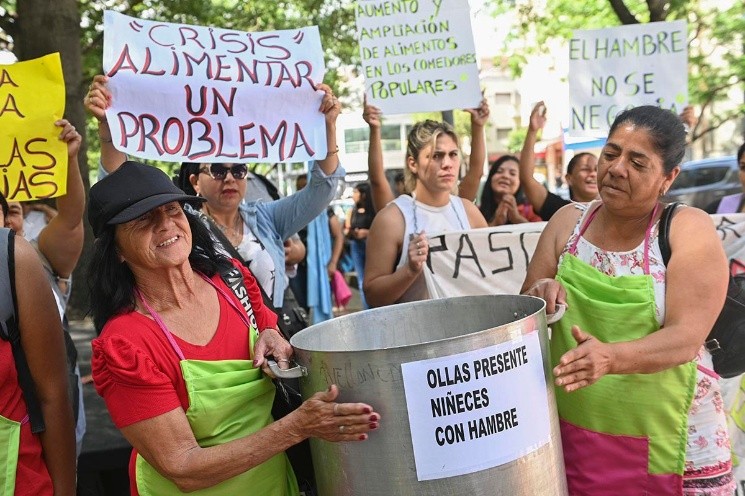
[88,161,205,237]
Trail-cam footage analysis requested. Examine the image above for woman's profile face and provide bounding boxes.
[114,201,192,271]
[597,124,677,213]
[190,163,247,212]
[490,160,520,196]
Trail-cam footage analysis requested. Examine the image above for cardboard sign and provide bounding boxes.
[103,11,327,163]
[401,330,551,480]
[357,0,481,114]
[568,20,688,137]
[0,53,66,201]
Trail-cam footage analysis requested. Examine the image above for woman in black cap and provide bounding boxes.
[87,162,379,495]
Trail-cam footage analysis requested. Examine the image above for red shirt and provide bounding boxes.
[92,263,277,494]
[0,341,52,495]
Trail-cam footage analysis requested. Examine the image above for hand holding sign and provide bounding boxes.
[465,98,490,128]
[408,231,429,274]
[56,119,81,159]
[84,75,111,122]
[362,95,382,129]
[528,101,547,133]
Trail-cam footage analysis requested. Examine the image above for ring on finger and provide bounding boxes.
[339,425,345,433]
[417,250,422,256]
[333,404,339,416]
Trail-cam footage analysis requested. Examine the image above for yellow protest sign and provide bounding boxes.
[0,53,66,201]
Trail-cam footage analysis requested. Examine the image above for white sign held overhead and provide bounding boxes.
[567,20,688,138]
[401,331,551,480]
[356,0,482,114]
[103,11,327,163]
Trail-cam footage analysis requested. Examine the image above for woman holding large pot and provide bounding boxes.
[88,162,380,495]
[522,106,733,494]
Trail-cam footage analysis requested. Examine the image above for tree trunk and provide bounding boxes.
[15,0,91,318]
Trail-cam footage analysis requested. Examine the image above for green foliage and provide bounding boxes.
[506,127,527,153]
[486,0,745,141]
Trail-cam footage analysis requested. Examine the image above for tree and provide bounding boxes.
[0,0,359,316]
[486,0,745,146]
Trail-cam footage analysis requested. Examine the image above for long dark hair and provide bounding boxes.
[87,208,225,334]
[478,155,526,220]
[354,182,375,213]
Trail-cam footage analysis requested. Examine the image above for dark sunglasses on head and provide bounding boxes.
[199,163,249,180]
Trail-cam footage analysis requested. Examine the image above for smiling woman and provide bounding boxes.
[478,155,542,226]
[86,161,380,496]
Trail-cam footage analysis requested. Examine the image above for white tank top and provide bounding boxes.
[393,194,470,303]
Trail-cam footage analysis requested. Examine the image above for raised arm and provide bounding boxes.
[316,84,341,177]
[363,99,394,211]
[84,75,128,174]
[519,102,550,214]
[458,99,490,201]
[37,120,84,278]
[16,236,76,494]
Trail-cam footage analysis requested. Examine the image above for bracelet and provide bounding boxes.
[326,146,339,157]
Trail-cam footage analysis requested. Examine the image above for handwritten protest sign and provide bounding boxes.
[568,20,688,137]
[103,11,326,163]
[356,0,481,114]
[423,223,544,299]
[401,330,550,480]
[424,213,745,299]
[0,53,66,201]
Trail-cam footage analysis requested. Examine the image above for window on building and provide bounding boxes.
[344,124,403,153]
[493,93,512,106]
[496,128,512,141]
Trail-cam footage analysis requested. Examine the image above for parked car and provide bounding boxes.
[662,156,740,210]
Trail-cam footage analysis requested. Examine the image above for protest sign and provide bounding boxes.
[0,53,66,201]
[356,0,481,114]
[401,330,551,480]
[103,11,327,163]
[567,20,688,137]
[423,223,544,299]
[424,213,745,299]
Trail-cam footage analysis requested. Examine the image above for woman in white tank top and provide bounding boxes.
[364,120,487,306]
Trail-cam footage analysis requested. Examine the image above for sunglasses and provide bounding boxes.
[199,163,249,181]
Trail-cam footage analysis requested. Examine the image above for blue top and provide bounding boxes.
[238,161,344,305]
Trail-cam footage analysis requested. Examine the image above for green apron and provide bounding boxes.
[0,413,21,495]
[553,203,696,495]
[134,275,299,495]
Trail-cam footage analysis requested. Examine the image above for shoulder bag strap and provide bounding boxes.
[658,202,681,266]
[2,229,45,433]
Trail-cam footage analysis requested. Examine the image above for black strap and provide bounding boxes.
[200,212,279,313]
[4,230,45,433]
[658,202,681,266]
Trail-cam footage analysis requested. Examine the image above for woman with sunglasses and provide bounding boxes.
[86,75,342,318]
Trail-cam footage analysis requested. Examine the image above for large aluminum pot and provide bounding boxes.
[288,295,567,496]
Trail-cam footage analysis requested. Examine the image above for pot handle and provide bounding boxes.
[267,359,308,379]
[546,303,567,325]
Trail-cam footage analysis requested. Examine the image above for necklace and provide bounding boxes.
[411,193,466,234]
[204,207,244,246]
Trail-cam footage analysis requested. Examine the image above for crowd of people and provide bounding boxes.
[1,54,741,496]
